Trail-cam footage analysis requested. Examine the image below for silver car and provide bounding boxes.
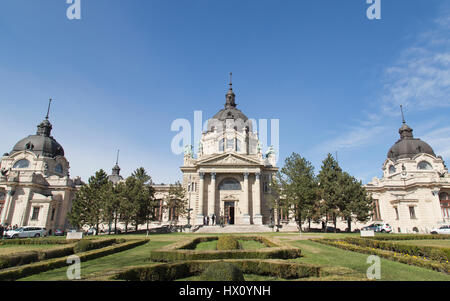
[4,226,47,238]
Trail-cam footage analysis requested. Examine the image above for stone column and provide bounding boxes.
[253,172,263,225]
[208,173,216,219]
[242,172,250,224]
[196,172,205,225]
[0,189,14,225]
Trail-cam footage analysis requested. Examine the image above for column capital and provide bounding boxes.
[199,172,205,179]
[255,172,261,179]
[211,172,216,180]
[243,172,249,179]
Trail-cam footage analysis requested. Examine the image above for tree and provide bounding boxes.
[278,153,318,233]
[318,154,342,232]
[165,181,187,225]
[132,167,152,184]
[68,169,111,234]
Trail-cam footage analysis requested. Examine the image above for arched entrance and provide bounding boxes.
[224,201,235,225]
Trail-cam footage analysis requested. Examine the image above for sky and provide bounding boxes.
[0,0,449,184]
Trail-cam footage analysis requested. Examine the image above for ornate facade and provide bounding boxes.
[0,105,82,233]
[365,117,450,233]
[181,80,278,226]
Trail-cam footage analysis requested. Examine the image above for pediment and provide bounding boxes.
[197,153,261,166]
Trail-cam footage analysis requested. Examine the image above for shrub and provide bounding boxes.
[368,234,450,241]
[217,236,240,250]
[200,262,244,281]
[73,238,116,253]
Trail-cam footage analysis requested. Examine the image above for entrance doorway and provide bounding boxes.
[224,201,235,225]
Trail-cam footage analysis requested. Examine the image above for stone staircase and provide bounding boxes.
[194,224,298,233]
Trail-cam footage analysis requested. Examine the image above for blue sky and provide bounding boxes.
[1,0,449,184]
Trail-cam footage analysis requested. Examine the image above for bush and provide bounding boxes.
[115,259,320,281]
[200,262,244,281]
[0,238,71,245]
[368,234,450,241]
[73,238,116,253]
[217,236,240,250]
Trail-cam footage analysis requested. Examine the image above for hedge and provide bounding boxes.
[73,238,119,253]
[313,239,450,274]
[367,234,450,241]
[178,236,277,250]
[115,259,320,281]
[0,238,73,245]
[217,236,240,250]
[344,237,450,263]
[200,262,245,281]
[0,239,149,280]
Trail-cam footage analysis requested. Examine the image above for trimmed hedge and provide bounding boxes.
[367,234,450,241]
[178,236,276,250]
[217,236,240,250]
[0,238,72,245]
[313,239,450,274]
[73,238,118,253]
[200,262,244,281]
[344,237,450,263]
[0,246,75,270]
[0,239,149,281]
[115,259,320,281]
[147,247,302,262]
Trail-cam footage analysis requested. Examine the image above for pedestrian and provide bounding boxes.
[207,216,210,226]
[0,225,3,238]
[212,214,216,225]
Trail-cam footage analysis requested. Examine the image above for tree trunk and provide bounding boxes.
[114,214,118,235]
[333,214,337,233]
[347,218,352,233]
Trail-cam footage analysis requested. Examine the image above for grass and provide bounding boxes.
[194,239,267,250]
[286,240,450,281]
[0,244,65,255]
[390,240,450,248]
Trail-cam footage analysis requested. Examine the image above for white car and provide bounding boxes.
[362,222,392,233]
[4,226,47,238]
[430,225,450,235]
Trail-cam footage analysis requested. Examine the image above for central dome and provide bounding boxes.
[387,122,435,160]
[10,118,65,158]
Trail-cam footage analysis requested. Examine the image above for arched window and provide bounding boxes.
[440,192,449,201]
[236,139,241,152]
[13,159,30,169]
[218,178,241,191]
[389,165,396,174]
[418,161,433,170]
[219,139,224,152]
[54,164,63,174]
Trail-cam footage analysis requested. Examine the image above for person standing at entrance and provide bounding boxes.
[207,216,210,226]
[212,214,216,225]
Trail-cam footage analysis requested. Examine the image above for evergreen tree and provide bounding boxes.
[279,153,318,233]
[131,167,152,184]
[165,181,187,224]
[318,154,342,232]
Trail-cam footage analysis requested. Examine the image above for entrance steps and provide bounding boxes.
[194,224,298,233]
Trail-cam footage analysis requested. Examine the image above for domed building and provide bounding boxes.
[365,114,450,233]
[180,77,278,226]
[0,101,82,233]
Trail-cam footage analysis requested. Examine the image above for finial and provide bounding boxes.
[400,105,405,124]
[116,149,120,165]
[229,72,233,89]
[46,98,52,120]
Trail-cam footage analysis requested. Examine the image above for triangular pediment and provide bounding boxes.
[196,153,261,166]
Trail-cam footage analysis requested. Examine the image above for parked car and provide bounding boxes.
[4,227,47,238]
[325,226,341,233]
[430,225,450,235]
[85,228,97,236]
[54,229,64,236]
[362,222,392,233]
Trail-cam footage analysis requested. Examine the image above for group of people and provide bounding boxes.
[0,224,18,237]
[203,214,227,227]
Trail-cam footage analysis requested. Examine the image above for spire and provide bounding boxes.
[112,149,121,175]
[398,105,413,139]
[37,98,53,137]
[225,72,236,108]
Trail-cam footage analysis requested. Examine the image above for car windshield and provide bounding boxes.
[15,228,24,232]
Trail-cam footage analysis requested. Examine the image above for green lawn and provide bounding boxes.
[0,244,67,255]
[286,240,450,281]
[194,239,266,250]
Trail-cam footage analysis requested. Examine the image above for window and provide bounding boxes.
[389,165,396,174]
[394,206,399,220]
[168,206,178,221]
[226,139,234,150]
[50,208,56,221]
[54,164,63,174]
[417,161,433,170]
[218,178,241,191]
[236,139,241,152]
[219,139,224,152]
[13,159,30,169]
[31,207,40,220]
[373,200,381,221]
[409,206,416,219]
